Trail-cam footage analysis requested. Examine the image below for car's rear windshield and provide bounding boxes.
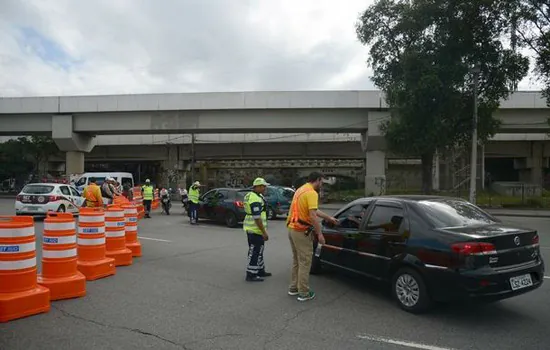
[236,190,251,200]
[416,199,497,228]
[22,185,55,194]
[277,187,295,199]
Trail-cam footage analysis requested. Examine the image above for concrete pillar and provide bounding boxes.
[362,111,389,196]
[65,151,85,174]
[530,142,543,186]
[365,150,386,195]
[161,145,180,188]
[51,115,95,175]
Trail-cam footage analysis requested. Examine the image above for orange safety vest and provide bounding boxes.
[286,184,316,231]
[83,184,100,207]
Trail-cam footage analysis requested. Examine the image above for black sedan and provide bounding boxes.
[313,195,545,313]
[197,188,250,227]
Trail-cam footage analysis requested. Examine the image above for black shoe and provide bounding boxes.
[246,275,264,282]
[259,272,272,277]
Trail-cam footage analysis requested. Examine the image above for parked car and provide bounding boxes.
[252,185,294,219]
[72,172,134,194]
[15,183,85,216]
[313,195,544,313]
[198,188,251,227]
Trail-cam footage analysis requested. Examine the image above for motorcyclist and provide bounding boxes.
[160,187,171,215]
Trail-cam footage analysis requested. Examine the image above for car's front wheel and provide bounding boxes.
[267,207,277,220]
[392,267,431,314]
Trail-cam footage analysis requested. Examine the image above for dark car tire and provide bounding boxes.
[57,205,66,213]
[225,211,238,228]
[267,207,277,220]
[392,267,432,314]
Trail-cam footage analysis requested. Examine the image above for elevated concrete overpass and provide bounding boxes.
[1,90,548,194]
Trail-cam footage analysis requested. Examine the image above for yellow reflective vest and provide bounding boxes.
[243,191,267,235]
[142,185,154,200]
[188,186,200,204]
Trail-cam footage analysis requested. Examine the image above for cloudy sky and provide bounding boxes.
[0,0,543,97]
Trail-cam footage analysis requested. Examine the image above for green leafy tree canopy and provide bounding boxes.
[356,0,529,193]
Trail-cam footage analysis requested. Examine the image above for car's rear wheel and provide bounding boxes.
[267,207,277,220]
[392,267,431,314]
[57,205,66,213]
[225,211,238,228]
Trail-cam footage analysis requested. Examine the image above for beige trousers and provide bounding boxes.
[288,229,314,294]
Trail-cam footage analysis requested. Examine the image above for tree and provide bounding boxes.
[356,0,529,193]
[0,136,59,180]
[512,1,550,105]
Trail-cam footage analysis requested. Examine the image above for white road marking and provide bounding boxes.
[356,335,455,350]
[544,276,550,279]
[138,236,172,243]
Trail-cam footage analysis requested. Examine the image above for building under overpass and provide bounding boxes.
[0,90,548,193]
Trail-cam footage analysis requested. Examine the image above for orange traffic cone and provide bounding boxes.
[0,216,50,323]
[105,205,133,266]
[122,204,142,257]
[76,208,116,281]
[37,212,86,301]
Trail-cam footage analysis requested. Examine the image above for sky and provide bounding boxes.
[0,0,544,97]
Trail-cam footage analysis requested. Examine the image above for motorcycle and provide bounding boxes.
[161,193,172,215]
[181,195,189,214]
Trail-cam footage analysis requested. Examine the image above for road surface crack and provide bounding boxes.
[262,288,351,349]
[53,305,190,349]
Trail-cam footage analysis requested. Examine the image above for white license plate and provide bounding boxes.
[26,206,40,211]
[510,274,533,291]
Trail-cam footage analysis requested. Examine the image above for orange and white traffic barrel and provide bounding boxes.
[105,205,132,266]
[0,216,50,323]
[37,212,86,301]
[76,208,116,281]
[121,204,142,257]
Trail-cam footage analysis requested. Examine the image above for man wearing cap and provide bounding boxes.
[141,179,154,218]
[243,177,272,282]
[188,181,201,224]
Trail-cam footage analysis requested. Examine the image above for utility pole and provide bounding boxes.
[190,134,195,184]
[469,66,480,204]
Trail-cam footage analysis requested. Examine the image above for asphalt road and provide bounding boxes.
[0,198,549,350]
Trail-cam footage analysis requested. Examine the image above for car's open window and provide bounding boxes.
[416,199,496,228]
[59,186,71,196]
[335,203,371,230]
[70,187,80,196]
[365,205,404,234]
[201,190,217,201]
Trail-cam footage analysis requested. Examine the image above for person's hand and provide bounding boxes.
[263,232,269,242]
[317,233,326,245]
[328,216,339,225]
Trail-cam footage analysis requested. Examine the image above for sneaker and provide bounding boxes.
[288,289,299,296]
[297,291,315,302]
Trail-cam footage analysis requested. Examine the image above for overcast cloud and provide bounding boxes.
[0,0,543,97]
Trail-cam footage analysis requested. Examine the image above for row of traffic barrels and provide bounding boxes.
[0,204,143,323]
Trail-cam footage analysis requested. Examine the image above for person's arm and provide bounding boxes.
[250,201,268,240]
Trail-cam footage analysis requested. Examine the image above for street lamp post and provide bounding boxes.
[469,66,480,204]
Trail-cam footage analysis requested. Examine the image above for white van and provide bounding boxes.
[73,172,134,194]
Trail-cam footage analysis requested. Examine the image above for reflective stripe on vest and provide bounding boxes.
[84,185,98,203]
[287,184,316,230]
[188,187,200,203]
[142,185,154,200]
[243,191,267,235]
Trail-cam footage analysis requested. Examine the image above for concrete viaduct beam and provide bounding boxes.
[52,115,95,174]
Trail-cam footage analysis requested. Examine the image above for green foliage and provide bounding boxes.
[356,0,530,193]
[512,0,550,105]
[0,136,59,180]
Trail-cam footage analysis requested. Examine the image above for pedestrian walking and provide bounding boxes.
[243,177,272,282]
[286,172,338,301]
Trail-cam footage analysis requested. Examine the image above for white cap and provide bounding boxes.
[193,181,201,186]
[145,179,151,183]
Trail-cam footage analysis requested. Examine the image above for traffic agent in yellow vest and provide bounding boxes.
[243,177,272,282]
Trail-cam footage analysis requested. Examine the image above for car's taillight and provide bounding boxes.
[16,195,22,202]
[451,242,497,256]
[234,201,244,208]
[532,234,539,245]
[49,195,61,202]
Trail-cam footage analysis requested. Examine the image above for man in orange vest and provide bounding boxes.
[82,177,103,208]
[286,172,338,302]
